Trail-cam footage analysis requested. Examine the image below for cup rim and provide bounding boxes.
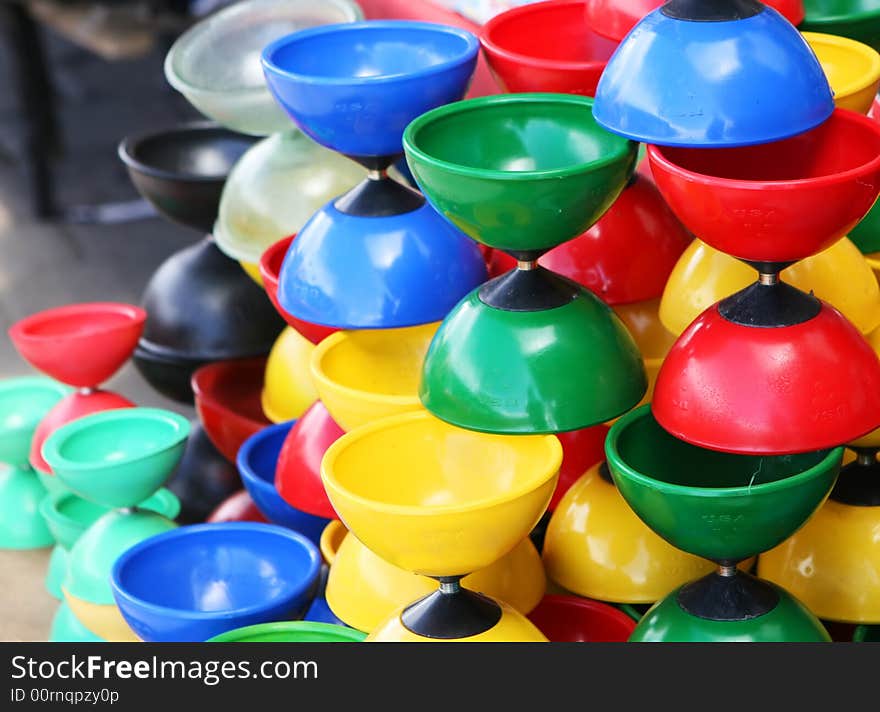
[321,410,562,517]
[606,404,844,498]
[403,93,635,182]
[803,31,880,101]
[647,108,880,192]
[260,20,480,88]
[111,522,321,621]
[164,0,364,98]
[41,407,190,473]
[480,0,612,73]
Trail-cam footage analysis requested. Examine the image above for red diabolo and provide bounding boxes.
[192,357,271,463]
[652,302,880,455]
[9,303,146,388]
[275,401,343,520]
[648,110,880,263]
[480,0,618,97]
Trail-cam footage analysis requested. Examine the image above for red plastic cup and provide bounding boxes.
[192,357,271,463]
[528,594,636,642]
[275,401,343,520]
[9,302,146,387]
[654,302,880,455]
[648,109,880,263]
[480,0,618,97]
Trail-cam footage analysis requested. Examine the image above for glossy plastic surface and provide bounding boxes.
[527,594,636,642]
[49,602,105,643]
[262,327,318,423]
[404,93,636,253]
[64,508,179,606]
[262,21,480,157]
[164,0,362,136]
[275,401,343,519]
[214,131,364,263]
[802,0,880,52]
[192,357,271,463]
[322,411,561,576]
[612,298,677,407]
[629,582,831,642]
[64,594,140,642]
[420,288,646,434]
[848,327,880,448]
[111,523,321,641]
[258,234,338,343]
[237,421,330,544]
[488,175,691,305]
[0,465,53,549]
[594,8,833,146]
[548,424,609,511]
[759,498,880,623]
[118,123,254,233]
[40,488,179,552]
[277,200,486,329]
[323,521,545,632]
[653,303,880,454]
[480,1,617,96]
[29,390,134,474]
[647,109,880,261]
[585,0,805,42]
[42,408,190,509]
[659,238,880,336]
[367,600,548,642]
[9,303,145,388]
[207,490,268,524]
[543,461,721,603]
[0,377,70,466]
[607,406,843,561]
[310,323,437,432]
[850,194,880,253]
[805,32,880,114]
[139,238,284,368]
[209,621,365,642]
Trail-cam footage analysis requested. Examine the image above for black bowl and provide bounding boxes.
[135,237,285,402]
[119,122,256,234]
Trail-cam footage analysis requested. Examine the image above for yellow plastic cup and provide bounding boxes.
[261,326,318,423]
[64,591,140,642]
[759,499,880,623]
[310,322,439,432]
[322,411,561,577]
[804,32,880,115]
[321,520,545,632]
[660,237,880,336]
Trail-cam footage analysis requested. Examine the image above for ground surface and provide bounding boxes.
[0,21,203,641]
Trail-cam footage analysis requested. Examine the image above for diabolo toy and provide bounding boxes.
[111,522,321,642]
[261,20,488,331]
[41,408,188,641]
[164,0,366,280]
[322,411,561,641]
